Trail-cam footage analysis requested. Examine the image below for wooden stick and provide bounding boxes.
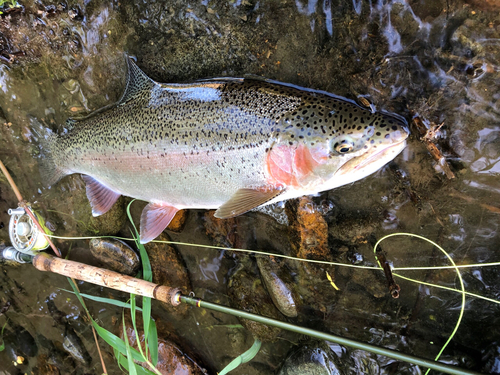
[0,158,61,257]
[0,158,23,202]
[0,158,105,371]
[33,253,182,306]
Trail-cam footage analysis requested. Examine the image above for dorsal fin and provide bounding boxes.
[118,57,156,105]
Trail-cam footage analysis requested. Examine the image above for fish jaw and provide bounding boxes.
[332,138,407,183]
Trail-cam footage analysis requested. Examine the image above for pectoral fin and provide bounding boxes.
[82,175,121,216]
[140,203,179,244]
[214,186,285,219]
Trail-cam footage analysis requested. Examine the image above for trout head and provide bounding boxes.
[267,103,409,194]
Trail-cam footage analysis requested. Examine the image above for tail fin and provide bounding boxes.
[31,117,67,186]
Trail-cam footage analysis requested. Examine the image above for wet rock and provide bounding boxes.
[2,323,38,358]
[46,299,92,366]
[279,341,344,375]
[89,238,140,276]
[227,264,284,342]
[481,342,500,373]
[252,201,289,225]
[144,233,191,315]
[256,256,298,318]
[328,212,381,246]
[204,211,240,249]
[349,349,380,374]
[62,324,91,365]
[121,315,207,375]
[47,175,126,237]
[287,196,330,260]
[36,354,61,375]
[351,265,387,299]
[167,209,188,233]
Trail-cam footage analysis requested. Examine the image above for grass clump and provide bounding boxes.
[64,201,160,374]
[0,0,20,13]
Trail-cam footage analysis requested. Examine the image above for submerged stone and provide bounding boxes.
[62,325,91,365]
[166,209,188,233]
[89,238,140,276]
[279,341,344,375]
[144,233,191,315]
[121,314,206,375]
[256,256,298,318]
[46,175,126,237]
[287,196,330,260]
[227,264,284,342]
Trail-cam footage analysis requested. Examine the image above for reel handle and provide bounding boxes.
[32,253,182,306]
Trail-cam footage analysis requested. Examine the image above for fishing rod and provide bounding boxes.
[0,159,485,375]
[0,247,483,375]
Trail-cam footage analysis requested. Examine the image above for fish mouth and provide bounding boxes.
[335,139,407,177]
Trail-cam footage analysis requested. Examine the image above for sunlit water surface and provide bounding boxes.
[0,0,499,373]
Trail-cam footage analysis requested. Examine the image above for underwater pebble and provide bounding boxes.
[287,196,329,259]
[36,354,60,375]
[227,265,284,342]
[62,329,91,365]
[166,209,188,233]
[47,175,126,237]
[256,256,298,318]
[121,315,206,375]
[144,233,191,315]
[279,341,343,375]
[89,238,140,276]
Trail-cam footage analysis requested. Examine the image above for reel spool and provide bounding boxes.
[8,206,52,255]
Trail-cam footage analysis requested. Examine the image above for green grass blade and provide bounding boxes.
[0,320,7,352]
[219,338,261,375]
[142,296,151,343]
[67,278,87,309]
[137,241,152,282]
[91,319,144,362]
[127,200,153,282]
[148,318,159,366]
[116,350,157,375]
[60,289,142,311]
[113,348,123,371]
[123,314,137,375]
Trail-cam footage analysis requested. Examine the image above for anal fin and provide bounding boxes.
[214,186,285,219]
[82,175,121,216]
[140,203,179,244]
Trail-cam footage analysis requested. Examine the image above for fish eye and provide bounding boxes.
[334,141,354,154]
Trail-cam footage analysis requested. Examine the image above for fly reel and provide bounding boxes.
[8,206,52,255]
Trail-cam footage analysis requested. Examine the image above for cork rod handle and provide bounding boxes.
[33,253,181,306]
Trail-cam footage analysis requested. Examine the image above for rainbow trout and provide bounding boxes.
[39,58,408,243]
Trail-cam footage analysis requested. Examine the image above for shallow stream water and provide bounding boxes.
[0,0,500,374]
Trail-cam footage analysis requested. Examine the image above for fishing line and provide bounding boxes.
[42,233,500,305]
[44,234,500,271]
[374,233,465,375]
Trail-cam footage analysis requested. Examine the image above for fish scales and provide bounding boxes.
[39,58,408,243]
